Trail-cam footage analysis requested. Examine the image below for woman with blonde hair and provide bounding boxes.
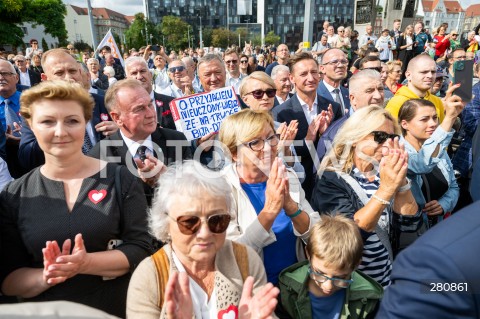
[0,81,154,317]
[384,60,403,97]
[396,25,416,81]
[219,109,320,285]
[311,106,421,287]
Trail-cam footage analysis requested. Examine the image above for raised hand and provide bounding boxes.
[95,120,118,137]
[42,239,71,285]
[263,158,287,216]
[318,104,334,134]
[238,277,279,319]
[277,120,298,149]
[44,234,89,285]
[379,137,409,196]
[444,82,465,119]
[135,154,166,187]
[165,272,193,319]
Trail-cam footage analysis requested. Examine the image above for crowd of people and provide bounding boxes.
[0,18,479,319]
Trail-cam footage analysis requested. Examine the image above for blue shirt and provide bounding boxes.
[309,289,345,319]
[0,91,21,131]
[241,181,297,284]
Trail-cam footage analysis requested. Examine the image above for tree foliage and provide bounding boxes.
[201,27,213,48]
[124,13,158,51]
[73,40,92,52]
[211,28,237,48]
[0,0,67,47]
[41,38,49,51]
[264,31,281,46]
[160,16,190,51]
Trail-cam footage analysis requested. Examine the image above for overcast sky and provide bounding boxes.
[63,0,477,17]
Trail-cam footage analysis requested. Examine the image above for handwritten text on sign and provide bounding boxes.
[170,87,240,140]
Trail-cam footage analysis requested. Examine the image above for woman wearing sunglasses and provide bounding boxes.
[398,97,462,246]
[276,214,383,319]
[219,109,320,286]
[311,106,421,287]
[127,161,279,319]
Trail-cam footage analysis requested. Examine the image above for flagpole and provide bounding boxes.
[87,0,97,49]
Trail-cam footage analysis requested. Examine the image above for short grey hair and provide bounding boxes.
[181,56,194,67]
[0,59,16,73]
[125,56,148,74]
[348,69,381,94]
[103,66,115,77]
[149,161,234,242]
[169,59,186,68]
[271,64,290,80]
[197,53,224,73]
[86,58,99,65]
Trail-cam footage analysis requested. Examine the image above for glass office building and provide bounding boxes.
[147,0,355,48]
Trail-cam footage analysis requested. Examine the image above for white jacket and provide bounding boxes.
[224,164,320,261]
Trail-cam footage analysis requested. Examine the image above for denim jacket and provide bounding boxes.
[403,126,459,214]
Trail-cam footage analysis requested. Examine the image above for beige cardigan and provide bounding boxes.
[126,240,267,319]
[223,164,321,261]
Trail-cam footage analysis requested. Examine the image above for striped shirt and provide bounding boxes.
[352,167,392,287]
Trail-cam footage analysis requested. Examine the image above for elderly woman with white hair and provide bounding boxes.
[127,161,279,319]
[102,66,117,86]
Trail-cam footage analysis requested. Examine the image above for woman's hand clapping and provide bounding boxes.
[379,137,409,196]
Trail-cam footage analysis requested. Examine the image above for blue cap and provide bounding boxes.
[436,65,447,78]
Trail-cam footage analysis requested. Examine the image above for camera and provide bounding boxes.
[150,45,160,51]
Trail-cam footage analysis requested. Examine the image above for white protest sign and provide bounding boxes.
[170,87,241,140]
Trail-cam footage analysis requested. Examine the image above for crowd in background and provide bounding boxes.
[0,18,479,319]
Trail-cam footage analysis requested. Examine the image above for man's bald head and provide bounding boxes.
[406,54,435,72]
[41,49,82,83]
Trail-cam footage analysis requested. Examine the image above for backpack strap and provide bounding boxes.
[232,241,249,282]
[151,248,170,309]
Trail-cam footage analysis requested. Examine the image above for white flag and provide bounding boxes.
[96,29,124,67]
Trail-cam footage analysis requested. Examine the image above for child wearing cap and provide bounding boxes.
[276,215,383,319]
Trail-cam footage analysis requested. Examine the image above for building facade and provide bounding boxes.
[146,0,355,48]
[464,4,480,35]
[418,0,465,34]
[65,5,131,48]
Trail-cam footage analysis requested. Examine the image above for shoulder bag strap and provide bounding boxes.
[151,248,170,309]
[232,241,249,282]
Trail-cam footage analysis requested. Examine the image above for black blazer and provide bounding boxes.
[154,92,176,130]
[396,35,416,61]
[92,74,109,90]
[272,94,342,199]
[16,69,41,87]
[18,93,110,171]
[88,127,192,204]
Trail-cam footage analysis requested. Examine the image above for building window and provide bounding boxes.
[394,0,402,10]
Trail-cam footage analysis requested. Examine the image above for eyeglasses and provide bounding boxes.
[240,60,248,64]
[167,213,231,235]
[225,59,238,64]
[168,66,185,73]
[364,67,382,72]
[0,72,16,78]
[452,34,458,36]
[16,60,25,63]
[308,267,353,288]
[243,134,280,151]
[32,42,38,45]
[323,59,349,66]
[246,88,276,99]
[371,131,400,144]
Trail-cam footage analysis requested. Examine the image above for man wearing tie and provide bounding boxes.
[317,48,351,115]
[0,59,24,177]
[89,80,191,204]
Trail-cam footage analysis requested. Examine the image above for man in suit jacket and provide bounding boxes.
[87,58,109,90]
[89,80,191,204]
[271,64,293,108]
[376,201,480,318]
[18,49,118,171]
[272,52,342,199]
[317,48,351,114]
[124,56,176,130]
[317,69,385,162]
[14,55,41,87]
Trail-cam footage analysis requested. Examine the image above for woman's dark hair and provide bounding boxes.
[398,99,436,135]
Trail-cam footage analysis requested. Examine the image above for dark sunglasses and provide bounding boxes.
[168,66,185,73]
[240,60,248,63]
[246,88,276,99]
[169,213,231,235]
[364,67,382,72]
[371,131,399,144]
